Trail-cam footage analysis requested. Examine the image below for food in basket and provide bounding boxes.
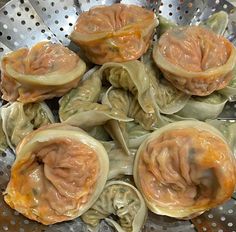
[133,121,236,219]
[100,60,155,114]
[0,41,86,103]
[200,11,229,36]
[59,68,132,128]
[153,26,236,96]
[176,92,228,121]
[4,124,109,225]
[81,180,147,232]
[0,101,55,150]
[1,1,236,230]
[70,4,158,64]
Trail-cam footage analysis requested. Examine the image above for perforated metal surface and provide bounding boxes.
[0,0,236,231]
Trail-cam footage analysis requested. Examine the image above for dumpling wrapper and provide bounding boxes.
[70,4,158,64]
[0,41,86,103]
[133,121,236,219]
[100,60,154,114]
[59,69,132,128]
[219,66,236,101]
[176,92,227,121]
[200,11,228,36]
[4,124,109,225]
[1,101,55,150]
[153,26,236,96]
[81,180,147,232]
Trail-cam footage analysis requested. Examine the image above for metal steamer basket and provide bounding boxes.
[0,0,236,231]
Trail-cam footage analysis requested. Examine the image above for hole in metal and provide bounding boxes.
[221,216,226,221]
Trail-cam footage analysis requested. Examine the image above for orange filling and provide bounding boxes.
[6,138,99,225]
[74,4,155,35]
[158,26,231,72]
[138,128,235,212]
[72,4,156,64]
[2,42,79,75]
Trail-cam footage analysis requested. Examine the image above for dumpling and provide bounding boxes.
[81,180,147,232]
[200,11,228,36]
[70,4,158,64]
[153,26,236,96]
[0,116,7,153]
[59,69,132,129]
[4,124,109,225]
[133,121,236,219]
[0,41,86,103]
[1,101,55,150]
[100,60,154,114]
[176,92,227,121]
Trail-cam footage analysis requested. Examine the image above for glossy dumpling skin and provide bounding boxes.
[4,124,109,225]
[0,42,86,103]
[82,180,147,232]
[153,26,236,96]
[70,4,158,64]
[133,121,236,219]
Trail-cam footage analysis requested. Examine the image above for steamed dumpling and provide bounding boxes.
[133,121,236,219]
[70,4,158,64]
[0,42,86,103]
[153,26,236,96]
[1,101,55,150]
[81,180,147,232]
[4,124,109,225]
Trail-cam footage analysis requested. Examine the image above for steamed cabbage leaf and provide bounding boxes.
[81,180,147,232]
[176,93,227,120]
[1,101,55,150]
